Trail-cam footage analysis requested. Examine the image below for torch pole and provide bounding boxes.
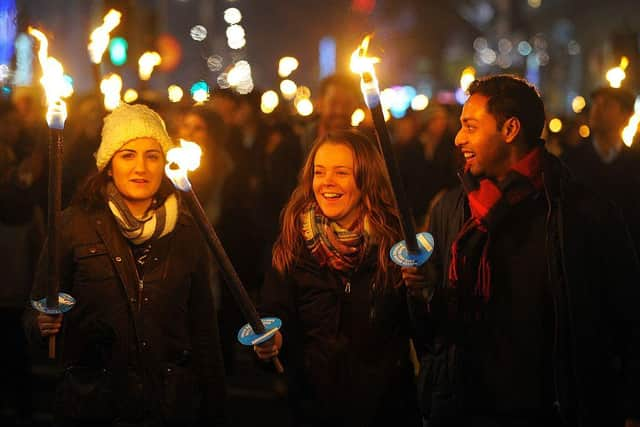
[46,128,63,358]
[181,189,284,373]
[362,72,419,254]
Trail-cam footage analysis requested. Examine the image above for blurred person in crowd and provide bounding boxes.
[176,106,232,225]
[255,130,428,426]
[25,104,226,427]
[564,86,640,254]
[392,109,430,223]
[176,104,243,374]
[300,74,361,155]
[62,94,106,207]
[418,104,461,208]
[416,74,640,427]
[0,97,46,425]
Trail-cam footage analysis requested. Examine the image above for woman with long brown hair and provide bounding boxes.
[255,130,426,426]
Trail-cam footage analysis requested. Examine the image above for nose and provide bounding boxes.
[454,128,466,147]
[133,155,147,174]
[321,171,336,186]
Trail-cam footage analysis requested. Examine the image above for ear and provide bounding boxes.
[107,167,113,177]
[501,117,521,144]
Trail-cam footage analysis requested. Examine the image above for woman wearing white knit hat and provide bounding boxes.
[26,103,226,426]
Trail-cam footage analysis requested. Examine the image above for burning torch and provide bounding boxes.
[165,140,284,373]
[351,35,433,267]
[28,27,76,358]
[88,9,122,94]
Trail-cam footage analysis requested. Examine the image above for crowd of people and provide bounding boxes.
[0,72,639,427]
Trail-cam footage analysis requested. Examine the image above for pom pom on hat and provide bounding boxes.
[96,103,174,171]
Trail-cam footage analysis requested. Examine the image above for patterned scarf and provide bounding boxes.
[448,147,544,302]
[106,182,178,245]
[301,202,367,274]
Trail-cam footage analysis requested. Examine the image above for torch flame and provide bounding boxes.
[28,27,69,129]
[622,112,640,147]
[350,34,380,75]
[88,9,122,64]
[138,51,162,81]
[100,73,123,111]
[350,35,382,107]
[606,56,629,89]
[165,139,203,192]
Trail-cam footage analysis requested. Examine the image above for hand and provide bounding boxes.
[253,330,283,361]
[37,313,63,337]
[402,266,432,300]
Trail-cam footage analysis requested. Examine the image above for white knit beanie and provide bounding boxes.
[96,103,174,171]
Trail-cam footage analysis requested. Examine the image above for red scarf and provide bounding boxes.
[448,147,544,302]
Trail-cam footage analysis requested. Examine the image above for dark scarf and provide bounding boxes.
[300,202,368,275]
[448,147,544,302]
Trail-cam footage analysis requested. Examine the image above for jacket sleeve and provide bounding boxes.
[410,194,448,357]
[23,209,75,346]
[259,265,297,363]
[598,201,640,419]
[188,246,226,424]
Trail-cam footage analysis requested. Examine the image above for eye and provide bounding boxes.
[314,169,324,176]
[336,170,349,176]
[120,152,135,160]
[146,152,162,161]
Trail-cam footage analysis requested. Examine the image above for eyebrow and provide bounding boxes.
[314,164,353,170]
[117,148,163,153]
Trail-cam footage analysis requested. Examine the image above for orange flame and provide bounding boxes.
[165,139,202,191]
[27,27,69,128]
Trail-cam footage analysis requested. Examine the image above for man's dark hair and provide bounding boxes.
[590,86,635,114]
[467,74,546,145]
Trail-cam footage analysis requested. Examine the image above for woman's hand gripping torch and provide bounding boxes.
[165,140,284,373]
[350,35,434,267]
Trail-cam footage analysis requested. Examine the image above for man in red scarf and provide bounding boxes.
[412,75,640,427]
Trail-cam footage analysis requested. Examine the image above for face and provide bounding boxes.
[178,113,209,146]
[589,95,629,135]
[319,85,358,132]
[312,142,362,228]
[455,94,510,179]
[109,137,165,214]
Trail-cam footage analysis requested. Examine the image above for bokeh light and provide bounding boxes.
[351,108,365,126]
[411,94,429,111]
[278,56,299,78]
[280,79,297,100]
[123,88,138,103]
[190,25,207,42]
[549,118,563,133]
[223,8,242,25]
[578,125,590,138]
[295,98,314,116]
[168,84,184,103]
[261,90,279,113]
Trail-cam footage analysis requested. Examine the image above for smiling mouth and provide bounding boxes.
[322,192,343,200]
[130,179,149,184]
[463,152,476,160]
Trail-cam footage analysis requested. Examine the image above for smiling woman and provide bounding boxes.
[25,104,226,426]
[255,130,429,427]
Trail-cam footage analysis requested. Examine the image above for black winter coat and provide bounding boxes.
[260,245,421,427]
[26,200,225,426]
[417,152,640,426]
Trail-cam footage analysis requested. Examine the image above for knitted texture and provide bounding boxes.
[97,103,174,171]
